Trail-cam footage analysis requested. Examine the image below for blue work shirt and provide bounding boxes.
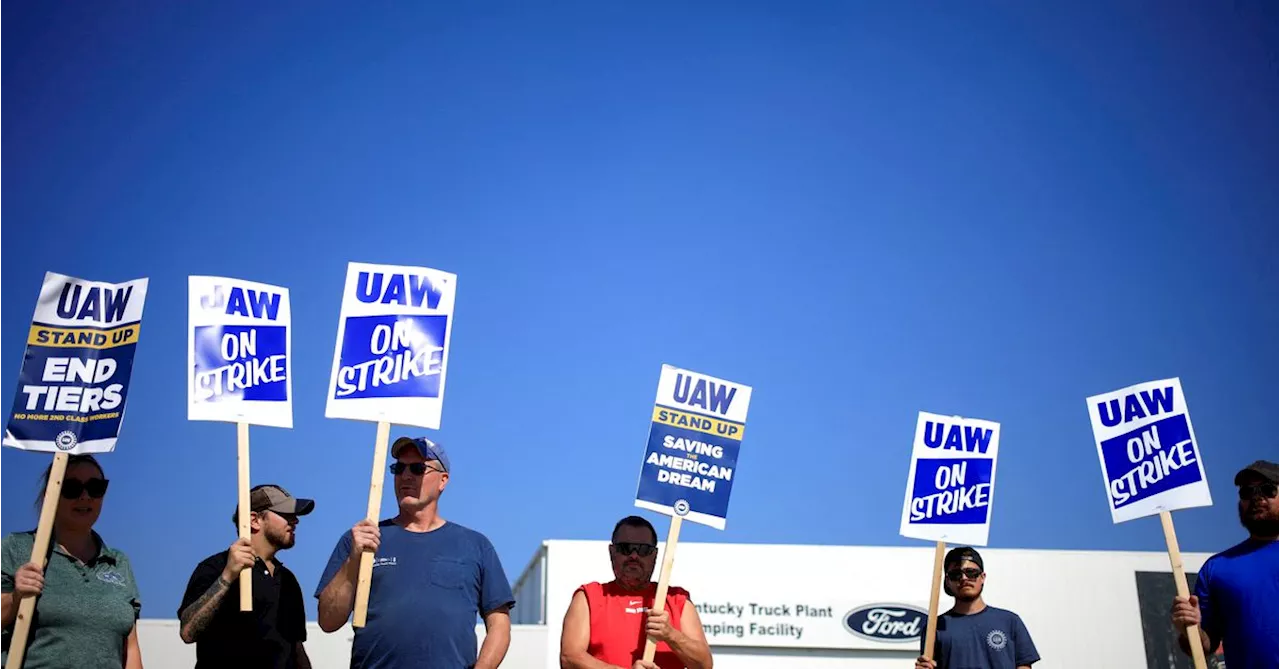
[1194,538,1278,669]
[315,520,514,669]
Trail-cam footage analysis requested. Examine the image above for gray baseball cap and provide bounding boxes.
[232,484,315,523]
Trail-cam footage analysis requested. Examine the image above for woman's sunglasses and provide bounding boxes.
[61,478,109,499]
[612,542,657,557]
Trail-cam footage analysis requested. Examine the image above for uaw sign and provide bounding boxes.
[4,272,149,453]
[188,276,292,428]
[1086,378,1211,523]
[325,262,457,429]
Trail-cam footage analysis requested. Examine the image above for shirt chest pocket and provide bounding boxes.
[428,557,472,591]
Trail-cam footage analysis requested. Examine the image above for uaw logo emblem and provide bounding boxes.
[55,431,78,451]
[843,603,928,642]
[673,499,690,516]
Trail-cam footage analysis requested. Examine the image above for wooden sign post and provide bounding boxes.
[6,453,69,669]
[353,421,391,628]
[1160,511,1207,669]
[236,422,253,610]
[921,540,946,661]
[641,516,683,662]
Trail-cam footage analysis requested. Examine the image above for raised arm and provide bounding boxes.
[179,540,254,643]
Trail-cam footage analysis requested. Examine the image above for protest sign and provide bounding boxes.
[897,411,1001,661]
[1087,377,1210,669]
[188,276,293,609]
[635,364,752,661]
[1086,378,1210,524]
[188,276,292,427]
[899,412,1001,547]
[3,272,148,669]
[325,261,457,628]
[4,272,148,453]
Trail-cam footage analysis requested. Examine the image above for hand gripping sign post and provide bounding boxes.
[188,276,293,611]
[634,364,751,662]
[2,272,148,669]
[1086,378,1211,669]
[325,261,457,628]
[898,412,1001,662]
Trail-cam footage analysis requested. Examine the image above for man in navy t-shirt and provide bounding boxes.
[1172,459,1278,669]
[915,547,1039,669]
[315,437,515,669]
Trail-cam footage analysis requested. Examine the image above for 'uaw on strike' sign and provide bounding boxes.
[188,277,292,428]
[325,262,457,429]
[3,272,148,454]
[1087,378,1211,524]
[899,412,1001,546]
[634,365,752,530]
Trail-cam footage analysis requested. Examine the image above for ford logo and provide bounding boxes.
[843,603,928,642]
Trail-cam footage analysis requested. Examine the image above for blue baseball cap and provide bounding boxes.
[391,436,450,473]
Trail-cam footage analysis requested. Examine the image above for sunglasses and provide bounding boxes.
[612,542,657,557]
[61,478,109,499]
[946,567,983,582]
[1239,483,1278,501]
[390,462,444,476]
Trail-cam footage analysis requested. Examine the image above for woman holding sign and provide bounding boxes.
[1,455,144,668]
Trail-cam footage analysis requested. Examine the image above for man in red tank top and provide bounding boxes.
[560,516,713,669]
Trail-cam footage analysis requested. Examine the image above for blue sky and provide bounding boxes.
[3,1,1275,621]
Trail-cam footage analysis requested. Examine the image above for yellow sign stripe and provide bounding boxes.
[651,406,746,441]
[28,324,140,349]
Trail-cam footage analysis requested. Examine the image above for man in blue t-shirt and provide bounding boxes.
[1171,459,1278,669]
[315,436,515,669]
[915,547,1039,669]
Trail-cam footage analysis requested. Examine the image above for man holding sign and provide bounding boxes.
[559,515,712,669]
[913,547,1039,669]
[1170,460,1278,668]
[315,437,514,669]
[177,484,314,668]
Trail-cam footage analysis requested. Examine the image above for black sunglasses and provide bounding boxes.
[1239,483,1278,501]
[612,542,657,557]
[61,478,109,499]
[946,567,983,582]
[390,462,444,476]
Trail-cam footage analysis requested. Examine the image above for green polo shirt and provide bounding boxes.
[1,531,141,669]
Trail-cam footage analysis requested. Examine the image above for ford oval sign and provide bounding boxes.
[843,603,928,642]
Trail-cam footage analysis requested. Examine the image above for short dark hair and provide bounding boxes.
[34,454,105,512]
[611,515,658,545]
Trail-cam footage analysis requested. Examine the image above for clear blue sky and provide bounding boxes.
[3,1,1275,621]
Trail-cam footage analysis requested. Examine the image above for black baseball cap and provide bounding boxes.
[1234,460,1278,486]
[944,546,984,572]
[232,484,315,523]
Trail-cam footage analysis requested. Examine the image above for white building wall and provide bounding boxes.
[535,540,1213,669]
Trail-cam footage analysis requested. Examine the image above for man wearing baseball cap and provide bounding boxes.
[1171,459,1278,668]
[915,547,1039,669]
[315,436,514,669]
[178,484,315,668]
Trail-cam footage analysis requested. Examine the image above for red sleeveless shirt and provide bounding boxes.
[578,581,690,669]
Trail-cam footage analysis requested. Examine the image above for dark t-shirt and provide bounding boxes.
[178,550,307,669]
[1194,538,1279,669]
[922,606,1039,669]
[315,520,514,669]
